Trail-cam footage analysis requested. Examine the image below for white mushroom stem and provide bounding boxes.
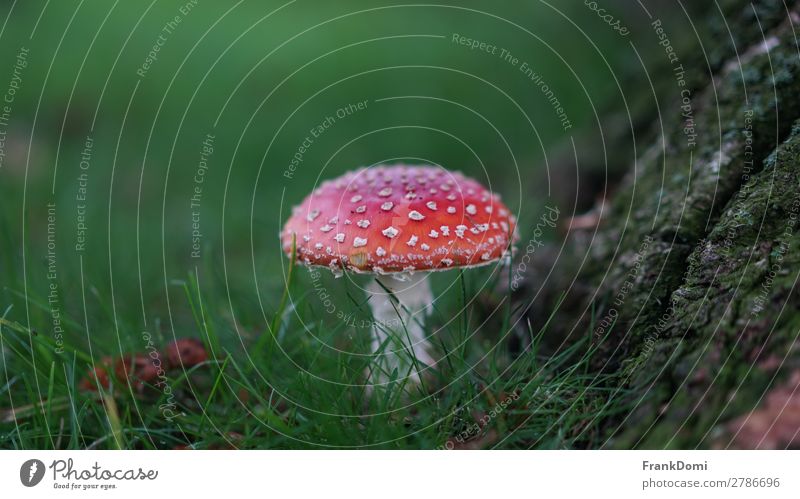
[366,272,434,384]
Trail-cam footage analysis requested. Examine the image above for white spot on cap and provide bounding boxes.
[381,202,394,211]
[378,187,392,197]
[446,206,456,214]
[307,210,320,222]
[334,233,345,243]
[320,224,334,233]
[420,243,430,251]
[376,247,386,257]
[426,201,437,210]
[447,193,457,201]
[481,252,491,260]
[355,205,367,213]
[500,221,509,232]
[442,258,453,266]
[440,184,451,191]
[350,194,362,203]
[353,237,368,248]
[466,204,477,215]
[356,219,370,228]
[485,205,493,214]
[440,225,450,236]
[328,216,339,224]
[382,227,399,238]
[314,243,323,250]
[409,210,425,221]
[405,192,416,200]
[455,225,467,238]
[303,235,311,242]
[407,235,418,246]
[326,246,333,254]
[429,229,439,238]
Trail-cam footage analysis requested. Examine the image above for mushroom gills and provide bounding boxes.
[366,272,435,385]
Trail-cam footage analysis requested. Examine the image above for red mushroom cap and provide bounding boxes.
[281,165,517,273]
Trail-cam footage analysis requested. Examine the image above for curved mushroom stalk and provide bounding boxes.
[367,272,434,385]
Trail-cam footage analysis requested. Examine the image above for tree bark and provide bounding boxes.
[512,0,800,448]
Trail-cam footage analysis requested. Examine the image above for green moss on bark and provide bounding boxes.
[513,1,800,448]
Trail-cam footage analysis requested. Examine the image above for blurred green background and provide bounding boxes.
[0,0,689,363]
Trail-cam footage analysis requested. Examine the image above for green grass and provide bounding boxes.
[1,245,636,449]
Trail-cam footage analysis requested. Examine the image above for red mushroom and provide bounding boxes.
[281,165,517,383]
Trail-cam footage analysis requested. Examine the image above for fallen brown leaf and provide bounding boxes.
[728,370,800,449]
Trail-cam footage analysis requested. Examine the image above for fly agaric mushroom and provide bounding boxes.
[281,165,516,384]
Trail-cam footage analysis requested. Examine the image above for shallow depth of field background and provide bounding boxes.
[0,1,700,448]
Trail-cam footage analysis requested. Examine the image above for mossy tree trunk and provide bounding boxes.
[512,0,800,448]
